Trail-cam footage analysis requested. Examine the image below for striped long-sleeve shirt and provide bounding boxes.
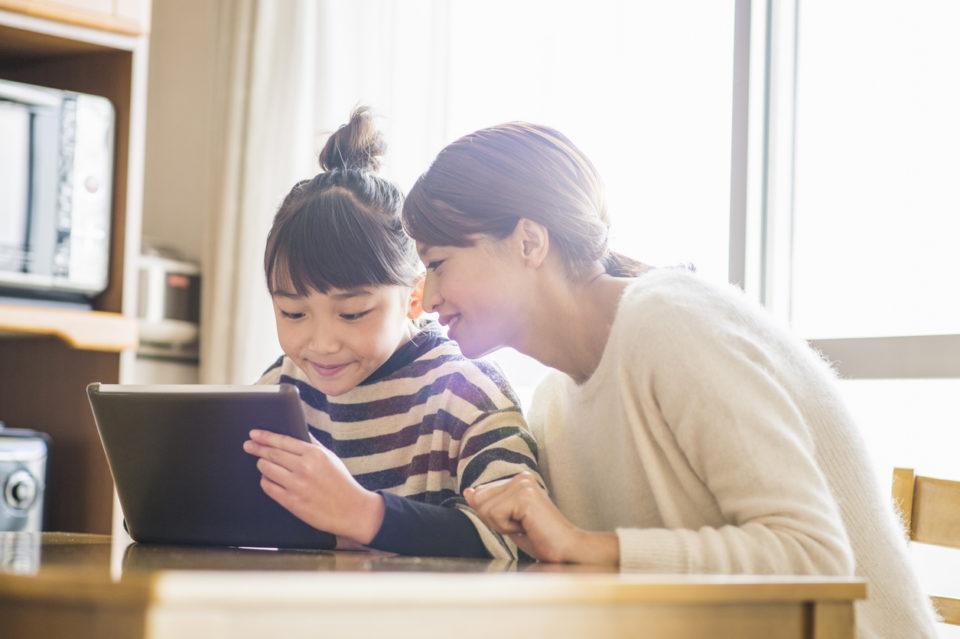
[256,321,541,559]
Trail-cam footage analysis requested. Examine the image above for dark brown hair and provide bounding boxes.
[264,107,420,295]
[401,122,644,279]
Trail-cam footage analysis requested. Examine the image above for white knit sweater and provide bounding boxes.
[528,268,938,639]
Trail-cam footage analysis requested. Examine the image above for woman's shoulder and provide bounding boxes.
[621,266,715,306]
[617,267,765,330]
[598,267,777,375]
[611,267,822,377]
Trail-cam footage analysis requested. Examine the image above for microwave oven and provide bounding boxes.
[0,78,115,306]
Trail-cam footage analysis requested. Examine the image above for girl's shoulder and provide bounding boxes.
[368,322,522,410]
[255,354,297,385]
[418,350,523,412]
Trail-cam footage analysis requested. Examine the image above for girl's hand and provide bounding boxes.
[243,429,384,544]
[463,471,619,565]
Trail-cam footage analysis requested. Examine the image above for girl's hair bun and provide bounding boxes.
[318,106,386,172]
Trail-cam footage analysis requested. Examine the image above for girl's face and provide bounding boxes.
[418,238,525,359]
[272,284,417,396]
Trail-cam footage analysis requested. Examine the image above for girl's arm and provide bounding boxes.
[244,429,492,557]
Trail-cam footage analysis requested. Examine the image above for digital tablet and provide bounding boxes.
[86,382,336,550]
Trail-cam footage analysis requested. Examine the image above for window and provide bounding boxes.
[754,0,960,496]
[792,0,960,339]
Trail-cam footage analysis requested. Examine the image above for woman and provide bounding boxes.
[400,121,938,638]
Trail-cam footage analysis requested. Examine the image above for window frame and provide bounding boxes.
[733,0,960,381]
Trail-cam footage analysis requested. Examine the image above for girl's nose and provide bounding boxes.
[308,323,341,353]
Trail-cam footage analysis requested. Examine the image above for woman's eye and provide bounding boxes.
[280,310,304,320]
[426,260,444,271]
[341,310,371,321]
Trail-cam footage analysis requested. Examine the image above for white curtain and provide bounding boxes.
[200,0,452,384]
[201,0,320,384]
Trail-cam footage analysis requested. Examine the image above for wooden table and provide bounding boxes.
[0,532,865,638]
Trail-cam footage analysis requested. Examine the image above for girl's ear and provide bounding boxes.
[407,278,425,319]
[514,218,550,268]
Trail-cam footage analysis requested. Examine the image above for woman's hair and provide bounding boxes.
[401,122,645,279]
[264,107,421,295]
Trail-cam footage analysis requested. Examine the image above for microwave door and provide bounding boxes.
[0,100,30,273]
[27,105,60,278]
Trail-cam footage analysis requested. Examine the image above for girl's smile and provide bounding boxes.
[308,361,351,377]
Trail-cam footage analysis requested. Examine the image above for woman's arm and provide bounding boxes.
[454,408,546,560]
[464,471,619,564]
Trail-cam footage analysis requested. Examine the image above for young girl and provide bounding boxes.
[242,108,541,559]
[401,122,938,637]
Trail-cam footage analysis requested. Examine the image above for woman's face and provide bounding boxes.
[417,237,525,359]
[272,283,416,396]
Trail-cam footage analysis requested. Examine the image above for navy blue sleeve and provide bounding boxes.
[368,491,491,558]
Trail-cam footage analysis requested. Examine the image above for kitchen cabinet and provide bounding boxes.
[0,2,149,533]
[0,0,149,34]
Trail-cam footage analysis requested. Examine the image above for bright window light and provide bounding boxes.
[792,0,960,339]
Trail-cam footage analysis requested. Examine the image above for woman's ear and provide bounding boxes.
[514,218,550,268]
[407,278,425,319]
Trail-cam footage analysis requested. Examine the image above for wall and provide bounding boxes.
[135,0,220,380]
[141,0,218,263]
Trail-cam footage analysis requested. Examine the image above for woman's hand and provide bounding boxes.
[463,471,620,565]
[243,429,384,544]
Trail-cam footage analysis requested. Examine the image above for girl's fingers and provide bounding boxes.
[248,429,310,453]
[259,474,294,508]
[255,456,296,486]
[243,439,303,471]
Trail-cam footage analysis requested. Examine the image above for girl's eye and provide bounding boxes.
[280,310,304,320]
[341,310,371,321]
[426,260,444,271]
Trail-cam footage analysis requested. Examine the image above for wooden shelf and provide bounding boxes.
[0,0,150,35]
[0,303,138,351]
[0,3,150,534]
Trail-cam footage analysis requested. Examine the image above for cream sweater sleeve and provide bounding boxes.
[536,272,858,576]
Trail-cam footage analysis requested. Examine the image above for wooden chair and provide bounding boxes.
[891,467,960,625]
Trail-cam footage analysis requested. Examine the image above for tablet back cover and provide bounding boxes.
[87,383,335,550]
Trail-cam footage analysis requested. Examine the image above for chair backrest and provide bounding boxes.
[892,467,960,625]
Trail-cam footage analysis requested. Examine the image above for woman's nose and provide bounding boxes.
[421,274,441,314]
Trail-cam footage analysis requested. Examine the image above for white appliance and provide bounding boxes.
[0,78,115,306]
[137,250,200,360]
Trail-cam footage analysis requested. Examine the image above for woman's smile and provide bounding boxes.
[439,313,461,331]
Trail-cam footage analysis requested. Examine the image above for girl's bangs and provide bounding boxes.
[268,198,417,296]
